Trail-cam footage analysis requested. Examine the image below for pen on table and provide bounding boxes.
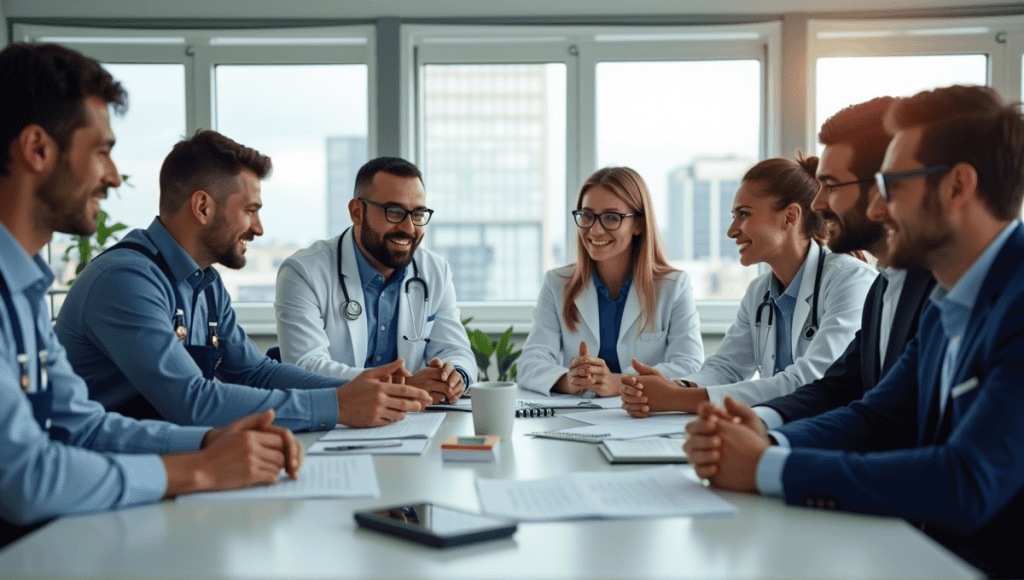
[322,440,404,452]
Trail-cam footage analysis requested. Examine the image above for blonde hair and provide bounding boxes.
[561,167,676,334]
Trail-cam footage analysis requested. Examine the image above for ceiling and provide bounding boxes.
[2,0,1020,20]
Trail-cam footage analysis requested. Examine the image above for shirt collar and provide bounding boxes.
[352,234,406,291]
[0,222,53,295]
[932,219,1021,310]
[771,251,808,301]
[145,217,210,285]
[592,270,632,303]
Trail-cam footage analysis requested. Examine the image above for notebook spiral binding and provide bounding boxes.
[515,402,558,418]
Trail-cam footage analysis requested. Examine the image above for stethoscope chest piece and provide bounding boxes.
[342,299,363,321]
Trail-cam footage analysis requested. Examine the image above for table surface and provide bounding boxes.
[0,405,981,580]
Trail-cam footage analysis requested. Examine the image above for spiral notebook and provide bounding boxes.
[515,398,600,417]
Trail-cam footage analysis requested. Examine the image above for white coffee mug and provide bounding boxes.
[471,381,517,440]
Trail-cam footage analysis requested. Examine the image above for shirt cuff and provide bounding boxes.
[113,454,169,504]
[767,429,791,449]
[165,426,212,453]
[755,445,790,498]
[455,366,471,390]
[310,388,341,431]
[753,406,784,430]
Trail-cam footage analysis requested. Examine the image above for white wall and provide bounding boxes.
[1,3,7,46]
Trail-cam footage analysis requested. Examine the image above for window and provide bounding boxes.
[409,24,779,330]
[14,25,373,312]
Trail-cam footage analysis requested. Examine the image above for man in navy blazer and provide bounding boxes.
[684,85,1024,577]
[752,97,936,427]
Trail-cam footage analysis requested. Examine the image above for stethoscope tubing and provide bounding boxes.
[753,245,825,371]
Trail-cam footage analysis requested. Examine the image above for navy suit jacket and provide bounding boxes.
[776,224,1024,577]
[759,269,935,422]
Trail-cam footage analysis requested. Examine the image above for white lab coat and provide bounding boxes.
[518,265,705,395]
[683,246,876,406]
[274,229,475,381]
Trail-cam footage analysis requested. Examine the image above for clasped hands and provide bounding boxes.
[682,396,771,493]
[337,358,463,428]
[560,341,623,397]
[619,360,709,416]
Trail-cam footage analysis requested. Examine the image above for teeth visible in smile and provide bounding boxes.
[390,238,411,246]
[590,240,612,246]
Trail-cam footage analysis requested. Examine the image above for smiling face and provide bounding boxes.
[812,143,885,256]
[577,184,642,268]
[350,171,427,278]
[36,95,123,237]
[199,168,263,269]
[867,126,953,271]
[727,180,792,267]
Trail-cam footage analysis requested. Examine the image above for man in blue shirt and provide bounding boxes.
[684,85,1024,577]
[0,43,304,547]
[56,132,432,430]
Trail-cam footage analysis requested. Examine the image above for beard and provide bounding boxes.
[885,187,952,270]
[823,194,885,255]
[359,225,421,270]
[200,211,250,270]
[36,153,103,237]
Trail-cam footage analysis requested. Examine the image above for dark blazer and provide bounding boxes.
[758,269,935,422]
[776,224,1024,578]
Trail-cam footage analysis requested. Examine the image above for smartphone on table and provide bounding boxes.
[354,503,517,548]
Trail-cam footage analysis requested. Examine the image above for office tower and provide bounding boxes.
[326,136,370,238]
[421,64,554,301]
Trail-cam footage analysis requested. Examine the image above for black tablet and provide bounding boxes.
[354,503,517,548]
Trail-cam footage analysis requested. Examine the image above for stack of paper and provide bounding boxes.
[308,412,445,455]
[177,455,380,502]
[476,465,736,521]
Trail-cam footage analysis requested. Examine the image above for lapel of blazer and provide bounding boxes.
[860,274,886,385]
[882,269,936,375]
[617,280,642,346]
[340,229,369,367]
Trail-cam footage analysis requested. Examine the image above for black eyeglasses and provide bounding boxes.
[822,178,875,194]
[572,209,642,231]
[875,166,949,201]
[360,198,434,226]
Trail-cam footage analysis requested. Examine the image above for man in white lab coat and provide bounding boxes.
[275,157,474,404]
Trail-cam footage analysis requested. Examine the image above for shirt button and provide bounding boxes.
[376,356,381,361]
[380,325,386,331]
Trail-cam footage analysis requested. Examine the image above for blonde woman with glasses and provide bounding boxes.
[519,167,704,396]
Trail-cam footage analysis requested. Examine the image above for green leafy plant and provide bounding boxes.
[462,317,521,382]
[62,176,130,284]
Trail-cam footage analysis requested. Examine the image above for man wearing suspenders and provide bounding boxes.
[0,43,303,547]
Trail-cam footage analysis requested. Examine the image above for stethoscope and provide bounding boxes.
[337,228,430,342]
[754,244,825,373]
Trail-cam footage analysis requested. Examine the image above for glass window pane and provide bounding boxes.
[421,64,567,302]
[816,54,988,152]
[596,60,762,301]
[50,63,186,292]
[215,64,368,302]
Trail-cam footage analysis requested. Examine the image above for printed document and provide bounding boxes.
[539,421,688,440]
[564,408,696,428]
[177,455,380,502]
[476,465,737,521]
[320,412,445,441]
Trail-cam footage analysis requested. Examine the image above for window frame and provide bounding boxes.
[405,23,782,333]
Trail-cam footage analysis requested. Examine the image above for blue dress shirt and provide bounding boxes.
[593,272,633,374]
[769,259,806,374]
[354,244,405,369]
[0,223,208,526]
[55,218,342,431]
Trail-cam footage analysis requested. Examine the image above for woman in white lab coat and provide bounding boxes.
[621,156,875,414]
[518,167,704,396]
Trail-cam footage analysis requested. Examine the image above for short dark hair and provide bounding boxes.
[159,129,272,215]
[743,156,826,240]
[818,96,895,190]
[354,156,423,198]
[0,43,126,178]
[885,85,1022,221]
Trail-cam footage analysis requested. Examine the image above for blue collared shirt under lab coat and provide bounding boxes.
[55,218,341,432]
[0,223,209,526]
[769,259,806,374]
[354,244,404,368]
[593,272,633,374]
[757,220,1021,496]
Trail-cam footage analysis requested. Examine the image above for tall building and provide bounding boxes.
[326,136,369,238]
[420,64,553,302]
[667,157,750,262]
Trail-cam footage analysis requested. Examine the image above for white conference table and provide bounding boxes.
[0,404,981,580]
